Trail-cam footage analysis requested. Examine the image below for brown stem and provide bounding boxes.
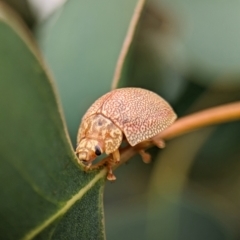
[111,0,146,90]
[156,101,240,140]
[91,101,240,171]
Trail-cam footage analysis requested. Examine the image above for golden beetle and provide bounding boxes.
[76,87,177,180]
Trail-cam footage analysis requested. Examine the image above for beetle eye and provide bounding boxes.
[95,146,102,156]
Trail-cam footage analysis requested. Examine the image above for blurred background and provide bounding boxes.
[4,0,240,239]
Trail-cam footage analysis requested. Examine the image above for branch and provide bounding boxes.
[111,0,146,90]
[157,101,240,140]
[90,101,240,172]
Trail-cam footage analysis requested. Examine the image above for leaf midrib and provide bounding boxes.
[22,169,106,240]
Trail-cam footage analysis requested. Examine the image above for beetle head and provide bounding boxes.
[76,114,123,165]
[76,138,103,164]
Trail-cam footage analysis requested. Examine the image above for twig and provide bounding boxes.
[111,0,146,90]
[91,101,240,171]
[158,101,240,140]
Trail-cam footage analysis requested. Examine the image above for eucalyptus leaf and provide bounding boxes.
[37,0,141,142]
[0,3,106,240]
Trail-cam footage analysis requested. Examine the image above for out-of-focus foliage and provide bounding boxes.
[1,0,36,28]
[150,0,240,86]
[1,0,240,239]
[37,0,141,143]
[108,1,240,239]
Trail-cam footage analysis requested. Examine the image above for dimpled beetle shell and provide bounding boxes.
[76,87,177,180]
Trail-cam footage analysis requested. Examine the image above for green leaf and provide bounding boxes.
[0,3,106,239]
[37,0,143,141]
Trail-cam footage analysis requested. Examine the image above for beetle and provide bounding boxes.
[76,87,177,180]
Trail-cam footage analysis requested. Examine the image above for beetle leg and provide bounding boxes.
[84,162,92,169]
[152,138,165,148]
[105,149,120,181]
[139,150,151,163]
[112,149,120,163]
[107,166,116,181]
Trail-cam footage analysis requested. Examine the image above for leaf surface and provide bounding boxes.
[0,3,106,239]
